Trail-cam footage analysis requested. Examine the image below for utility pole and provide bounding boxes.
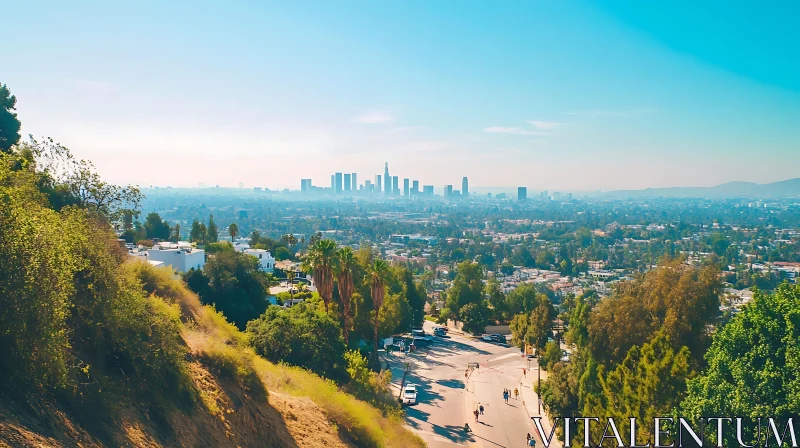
[537,345,541,414]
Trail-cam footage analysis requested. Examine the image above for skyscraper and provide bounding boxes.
[335,172,343,193]
[375,175,382,194]
[331,175,335,190]
[462,177,469,198]
[518,186,527,201]
[403,178,410,197]
[351,173,357,191]
[412,180,419,196]
[445,185,453,198]
[423,185,434,195]
[344,173,351,192]
[384,163,391,196]
[392,176,398,196]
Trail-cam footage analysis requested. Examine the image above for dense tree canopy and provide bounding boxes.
[184,250,271,329]
[0,83,21,153]
[681,283,800,447]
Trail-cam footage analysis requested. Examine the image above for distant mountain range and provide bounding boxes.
[599,178,800,199]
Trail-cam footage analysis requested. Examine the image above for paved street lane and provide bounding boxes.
[388,322,550,448]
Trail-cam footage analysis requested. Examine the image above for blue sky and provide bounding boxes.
[2,1,799,191]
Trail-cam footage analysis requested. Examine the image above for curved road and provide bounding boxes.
[387,322,549,448]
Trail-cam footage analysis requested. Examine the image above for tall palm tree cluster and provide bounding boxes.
[302,239,389,358]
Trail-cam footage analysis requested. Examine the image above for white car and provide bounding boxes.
[481,334,493,341]
[402,384,418,405]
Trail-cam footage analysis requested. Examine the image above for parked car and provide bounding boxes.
[481,334,494,342]
[433,328,447,337]
[490,334,506,343]
[402,384,418,405]
[411,329,426,337]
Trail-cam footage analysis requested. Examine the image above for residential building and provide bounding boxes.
[244,248,275,273]
[146,242,205,273]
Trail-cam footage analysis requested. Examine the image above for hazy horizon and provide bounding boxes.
[2,1,798,190]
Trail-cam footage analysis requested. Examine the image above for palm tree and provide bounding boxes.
[369,259,390,361]
[229,223,239,242]
[335,247,356,345]
[301,239,337,313]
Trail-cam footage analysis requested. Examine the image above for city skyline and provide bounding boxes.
[2,1,799,190]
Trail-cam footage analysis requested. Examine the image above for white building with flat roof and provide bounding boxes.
[244,248,275,273]
[147,242,205,273]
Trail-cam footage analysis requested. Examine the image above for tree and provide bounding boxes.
[369,259,390,361]
[184,250,270,329]
[509,313,530,351]
[445,261,483,315]
[459,302,489,334]
[170,223,181,242]
[588,259,721,366]
[22,137,141,221]
[206,214,218,243]
[190,220,203,243]
[247,299,347,382]
[335,247,356,345]
[144,212,170,240]
[528,299,554,353]
[541,340,562,371]
[0,83,21,153]
[584,333,694,445]
[302,239,337,313]
[403,267,425,328]
[228,222,239,242]
[485,278,507,321]
[681,283,800,447]
[505,283,542,316]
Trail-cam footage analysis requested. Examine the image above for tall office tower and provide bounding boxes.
[423,185,434,195]
[375,175,382,194]
[365,180,373,192]
[392,176,399,195]
[445,185,453,198]
[384,163,391,195]
[403,178,410,197]
[518,186,527,201]
[412,180,419,196]
[301,179,311,193]
[335,172,343,193]
[331,175,335,190]
[351,173,357,191]
[462,177,469,198]
[344,173,351,192]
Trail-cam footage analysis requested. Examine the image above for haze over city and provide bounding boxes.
[2,1,799,191]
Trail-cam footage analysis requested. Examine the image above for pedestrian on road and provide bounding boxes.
[474,409,479,422]
[514,388,519,399]
[503,390,509,403]
[479,404,484,415]
[529,437,536,447]
[523,368,527,377]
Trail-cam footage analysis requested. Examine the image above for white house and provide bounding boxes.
[147,242,205,273]
[244,248,275,273]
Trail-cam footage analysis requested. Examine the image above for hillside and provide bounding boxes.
[601,177,800,199]
[0,261,424,448]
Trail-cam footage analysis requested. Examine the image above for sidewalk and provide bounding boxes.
[517,367,562,448]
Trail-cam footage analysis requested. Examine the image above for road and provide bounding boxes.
[387,321,548,448]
